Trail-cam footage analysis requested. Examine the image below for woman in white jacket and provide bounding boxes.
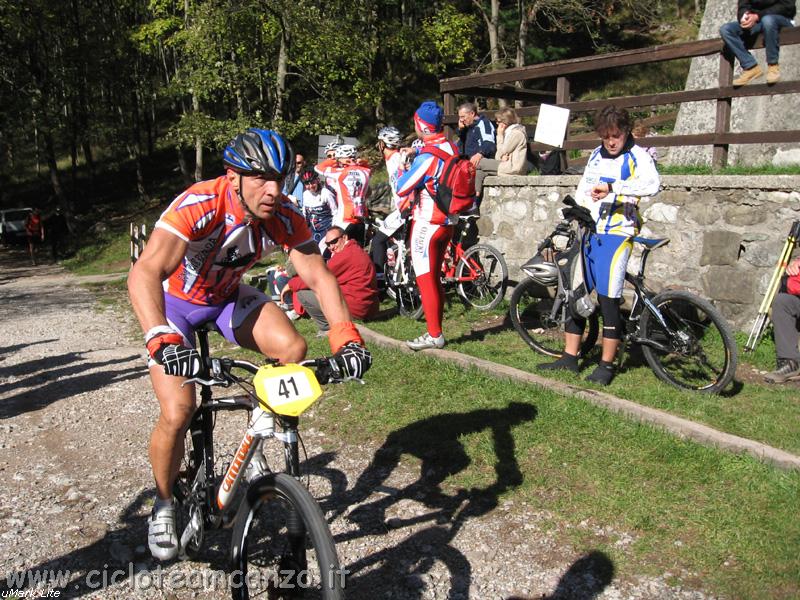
[475,107,531,199]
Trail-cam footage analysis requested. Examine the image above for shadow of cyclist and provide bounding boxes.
[335,401,536,537]
[330,401,535,599]
[507,550,615,600]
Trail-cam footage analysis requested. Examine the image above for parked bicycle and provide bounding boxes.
[510,196,738,393]
[380,215,509,319]
[173,323,346,599]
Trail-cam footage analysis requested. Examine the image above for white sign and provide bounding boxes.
[317,134,359,161]
[533,104,571,148]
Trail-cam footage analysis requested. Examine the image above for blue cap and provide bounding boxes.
[414,101,444,134]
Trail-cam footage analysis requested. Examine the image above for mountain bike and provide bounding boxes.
[173,323,346,599]
[510,197,738,394]
[381,215,508,319]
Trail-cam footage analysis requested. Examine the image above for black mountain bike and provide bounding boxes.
[173,323,346,599]
[510,197,738,394]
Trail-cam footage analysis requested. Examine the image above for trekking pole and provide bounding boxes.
[745,221,800,352]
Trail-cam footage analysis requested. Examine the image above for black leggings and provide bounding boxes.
[370,230,389,272]
[565,294,623,340]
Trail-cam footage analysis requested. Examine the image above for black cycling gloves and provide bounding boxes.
[155,344,203,378]
[327,342,372,382]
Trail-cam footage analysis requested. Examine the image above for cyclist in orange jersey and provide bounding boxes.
[128,129,372,561]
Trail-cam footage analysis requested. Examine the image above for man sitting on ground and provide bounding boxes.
[281,226,380,333]
[765,256,800,383]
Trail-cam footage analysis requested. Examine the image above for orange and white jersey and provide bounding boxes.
[330,163,371,225]
[156,176,312,305]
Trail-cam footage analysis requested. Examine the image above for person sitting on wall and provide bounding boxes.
[473,107,532,198]
[765,256,800,383]
[720,0,796,86]
[281,226,380,333]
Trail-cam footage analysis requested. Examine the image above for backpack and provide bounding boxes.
[421,146,476,216]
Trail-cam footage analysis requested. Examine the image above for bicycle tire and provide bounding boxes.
[392,251,423,320]
[230,472,343,600]
[509,278,599,357]
[172,425,205,560]
[639,289,738,393]
[455,243,509,311]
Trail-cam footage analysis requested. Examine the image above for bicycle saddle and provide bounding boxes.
[632,236,670,250]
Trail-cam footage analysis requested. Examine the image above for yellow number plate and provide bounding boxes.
[252,364,323,416]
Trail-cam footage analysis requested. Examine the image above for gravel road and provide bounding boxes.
[0,247,714,599]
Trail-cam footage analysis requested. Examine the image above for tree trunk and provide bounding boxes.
[42,128,69,210]
[274,20,288,122]
[514,0,529,108]
[193,93,203,181]
[177,148,192,185]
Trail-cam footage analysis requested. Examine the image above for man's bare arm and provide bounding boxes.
[289,241,351,325]
[128,228,187,334]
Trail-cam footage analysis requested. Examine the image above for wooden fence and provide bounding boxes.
[130,223,147,265]
[440,28,800,169]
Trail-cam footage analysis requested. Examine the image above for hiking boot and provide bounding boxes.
[406,332,445,351]
[764,359,800,384]
[766,63,781,84]
[733,64,763,86]
[585,361,616,386]
[538,352,579,373]
[148,501,178,561]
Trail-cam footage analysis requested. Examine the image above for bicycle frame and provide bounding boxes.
[176,327,306,555]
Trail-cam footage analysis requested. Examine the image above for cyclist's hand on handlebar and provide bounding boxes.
[155,344,203,378]
[327,342,372,382]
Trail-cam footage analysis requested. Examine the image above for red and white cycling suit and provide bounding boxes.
[330,163,371,226]
[395,134,456,338]
[155,176,312,305]
[395,133,456,225]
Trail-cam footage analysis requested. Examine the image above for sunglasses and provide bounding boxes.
[325,236,342,247]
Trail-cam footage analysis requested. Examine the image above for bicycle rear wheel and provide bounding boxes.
[639,290,738,393]
[455,243,508,310]
[230,472,343,600]
[509,278,599,357]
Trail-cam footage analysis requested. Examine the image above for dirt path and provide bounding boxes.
[0,246,715,599]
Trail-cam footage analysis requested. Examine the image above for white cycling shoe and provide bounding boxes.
[406,333,445,351]
[148,502,179,561]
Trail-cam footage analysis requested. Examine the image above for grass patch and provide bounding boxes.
[363,297,800,456]
[659,164,800,175]
[288,319,799,600]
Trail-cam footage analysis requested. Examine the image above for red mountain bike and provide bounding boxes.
[382,215,508,319]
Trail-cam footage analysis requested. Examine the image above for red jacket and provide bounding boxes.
[788,273,800,296]
[288,240,379,320]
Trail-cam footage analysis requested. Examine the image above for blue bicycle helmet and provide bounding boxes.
[223,129,294,179]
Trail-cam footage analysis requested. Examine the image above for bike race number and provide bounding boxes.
[252,364,323,417]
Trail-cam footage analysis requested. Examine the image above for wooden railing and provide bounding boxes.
[440,29,800,168]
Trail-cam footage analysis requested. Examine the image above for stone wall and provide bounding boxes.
[480,175,800,330]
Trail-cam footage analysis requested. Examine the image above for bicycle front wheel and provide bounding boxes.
[639,290,738,393]
[230,472,343,600]
[455,243,509,310]
[393,253,424,320]
[509,278,599,357]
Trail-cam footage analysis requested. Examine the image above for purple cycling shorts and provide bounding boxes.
[164,284,269,348]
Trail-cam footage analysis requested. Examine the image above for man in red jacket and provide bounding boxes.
[765,256,800,383]
[282,226,379,332]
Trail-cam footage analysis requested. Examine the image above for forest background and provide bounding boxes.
[0,0,705,220]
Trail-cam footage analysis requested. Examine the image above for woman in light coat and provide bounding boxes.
[475,107,531,200]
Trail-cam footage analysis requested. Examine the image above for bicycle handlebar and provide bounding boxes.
[184,356,337,388]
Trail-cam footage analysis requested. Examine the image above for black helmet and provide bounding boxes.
[223,128,294,179]
[300,168,319,185]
